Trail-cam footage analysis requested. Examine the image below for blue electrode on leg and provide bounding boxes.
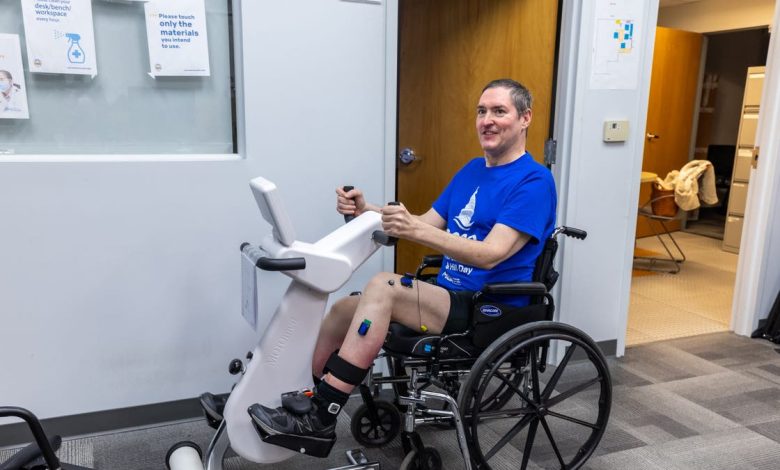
[358,319,372,336]
[400,275,413,288]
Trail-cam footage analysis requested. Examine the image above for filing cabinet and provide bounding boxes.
[723,66,764,253]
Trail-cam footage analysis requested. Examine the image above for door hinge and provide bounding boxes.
[544,138,557,167]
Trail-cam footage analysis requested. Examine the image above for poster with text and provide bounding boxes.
[144,0,210,77]
[0,34,31,119]
[21,0,98,77]
[590,0,644,90]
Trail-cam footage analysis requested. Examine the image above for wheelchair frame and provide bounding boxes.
[349,227,612,470]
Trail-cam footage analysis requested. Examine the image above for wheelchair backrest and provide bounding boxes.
[533,237,559,291]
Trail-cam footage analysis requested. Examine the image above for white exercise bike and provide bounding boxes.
[167,177,394,470]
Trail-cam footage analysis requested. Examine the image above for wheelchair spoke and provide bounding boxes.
[493,370,537,410]
[484,413,534,461]
[541,343,576,400]
[530,345,541,402]
[547,410,600,430]
[546,375,602,408]
[520,418,539,470]
[470,407,535,420]
[540,416,566,468]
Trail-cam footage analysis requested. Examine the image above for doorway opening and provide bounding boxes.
[628,25,770,346]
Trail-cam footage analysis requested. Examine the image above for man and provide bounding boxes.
[249,78,557,451]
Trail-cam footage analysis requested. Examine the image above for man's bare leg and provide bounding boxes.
[312,295,360,377]
[324,272,451,393]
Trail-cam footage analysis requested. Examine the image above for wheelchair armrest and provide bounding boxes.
[480,281,548,296]
[421,254,443,268]
[414,254,444,279]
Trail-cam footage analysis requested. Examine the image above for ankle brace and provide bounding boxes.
[322,351,370,386]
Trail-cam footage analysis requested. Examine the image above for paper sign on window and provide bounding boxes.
[21,0,98,77]
[0,34,31,119]
[144,0,211,77]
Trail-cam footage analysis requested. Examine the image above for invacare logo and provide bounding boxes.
[479,305,502,317]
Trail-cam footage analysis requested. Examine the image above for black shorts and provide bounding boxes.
[442,290,476,334]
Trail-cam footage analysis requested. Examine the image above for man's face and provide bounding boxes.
[0,75,11,94]
[476,87,531,157]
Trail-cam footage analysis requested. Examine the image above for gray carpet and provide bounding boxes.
[3,333,780,469]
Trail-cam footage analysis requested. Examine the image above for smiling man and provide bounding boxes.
[247,78,557,455]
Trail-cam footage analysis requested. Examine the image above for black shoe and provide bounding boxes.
[200,392,229,429]
[248,395,337,458]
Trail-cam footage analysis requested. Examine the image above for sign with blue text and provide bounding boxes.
[0,34,31,119]
[21,0,98,77]
[144,0,210,77]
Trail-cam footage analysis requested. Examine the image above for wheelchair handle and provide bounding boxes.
[557,226,587,240]
[0,407,62,470]
[342,185,356,223]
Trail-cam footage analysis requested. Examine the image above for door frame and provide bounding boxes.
[732,2,780,336]
[382,0,780,351]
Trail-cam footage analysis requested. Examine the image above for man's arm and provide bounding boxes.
[381,204,530,270]
[337,188,447,230]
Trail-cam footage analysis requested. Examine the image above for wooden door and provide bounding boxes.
[637,27,703,238]
[396,0,559,274]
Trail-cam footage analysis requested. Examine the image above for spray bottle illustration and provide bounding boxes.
[65,33,86,64]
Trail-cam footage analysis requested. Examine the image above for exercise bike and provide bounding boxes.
[0,177,390,470]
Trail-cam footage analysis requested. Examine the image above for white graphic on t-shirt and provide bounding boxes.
[454,187,478,231]
[442,271,461,286]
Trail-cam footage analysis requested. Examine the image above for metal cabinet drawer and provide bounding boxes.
[744,72,764,107]
[738,114,759,147]
[728,182,748,215]
[734,149,753,182]
[722,216,744,253]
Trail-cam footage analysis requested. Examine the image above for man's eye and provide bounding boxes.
[495,109,506,116]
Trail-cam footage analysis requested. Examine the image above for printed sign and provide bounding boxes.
[0,34,31,119]
[144,0,210,77]
[21,0,98,77]
[590,0,644,90]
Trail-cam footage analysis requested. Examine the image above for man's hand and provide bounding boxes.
[381,203,421,239]
[336,187,368,217]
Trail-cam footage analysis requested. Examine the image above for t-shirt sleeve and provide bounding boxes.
[431,180,452,220]
[496,172,555,244]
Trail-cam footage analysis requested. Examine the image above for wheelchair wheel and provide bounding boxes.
[399,447,442,470]
[350,399,401,447]
[458,321,611,470]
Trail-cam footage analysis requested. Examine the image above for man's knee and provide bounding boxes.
[364,272,402,299]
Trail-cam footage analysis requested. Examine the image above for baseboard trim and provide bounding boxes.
[0,398,201,448]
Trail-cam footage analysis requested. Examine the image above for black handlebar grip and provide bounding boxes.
[562,226,587,240]
[380,201,401,245]
[342,186,356,223]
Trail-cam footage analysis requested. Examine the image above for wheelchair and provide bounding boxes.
[348,227,612,470]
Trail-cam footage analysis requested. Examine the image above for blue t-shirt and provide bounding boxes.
[432,153,557,306]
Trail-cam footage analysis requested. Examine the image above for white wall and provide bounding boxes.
[733,0,780,334]
[0,0,394,421]
[658,0,774,33]
[553,0,659,356]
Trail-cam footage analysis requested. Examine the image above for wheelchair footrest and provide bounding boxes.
[251,420,336,458]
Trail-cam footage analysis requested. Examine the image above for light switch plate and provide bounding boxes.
[603,120,629,142]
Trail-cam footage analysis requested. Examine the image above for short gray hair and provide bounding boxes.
[482,79,532,115]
